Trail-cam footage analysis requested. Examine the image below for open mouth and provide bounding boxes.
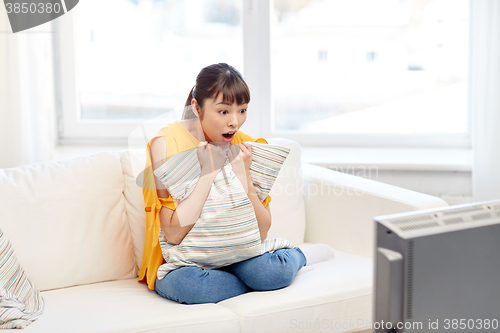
[222,131,237,141]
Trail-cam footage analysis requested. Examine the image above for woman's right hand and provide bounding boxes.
[197,141,226,175]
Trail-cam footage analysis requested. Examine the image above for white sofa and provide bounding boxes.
[0,138,448,333]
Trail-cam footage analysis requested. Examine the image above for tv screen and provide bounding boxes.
[373,200,500,333]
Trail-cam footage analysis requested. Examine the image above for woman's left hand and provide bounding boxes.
[228,142,252,192]
[228,143,252,173]
[239,142,252,173]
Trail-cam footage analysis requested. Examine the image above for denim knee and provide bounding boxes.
[228,248,306,291]
[154,266,251,304]
[253,250,300,290]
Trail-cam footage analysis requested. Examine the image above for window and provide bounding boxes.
[270,0,470,147]
[56,0,243,141]
[56,0,471,148]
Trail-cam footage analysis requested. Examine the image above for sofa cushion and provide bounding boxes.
[0,229,44,329]
[218,250,373,333]
[120,150,147,269]
[23,279,240,333]
[0,153,137,291]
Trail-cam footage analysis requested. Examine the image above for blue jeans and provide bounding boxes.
[154,248,306,304]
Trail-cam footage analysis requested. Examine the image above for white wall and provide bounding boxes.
[470,1,500,202]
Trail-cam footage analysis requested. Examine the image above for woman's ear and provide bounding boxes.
[191,99,201,119]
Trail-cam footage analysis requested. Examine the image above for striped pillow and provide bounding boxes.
[153,142,293,279]
[0,229,44,329]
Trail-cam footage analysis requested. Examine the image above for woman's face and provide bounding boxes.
[194,93,248,145]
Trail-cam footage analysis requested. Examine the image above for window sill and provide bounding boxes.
[301,147,472,172]
[53,144,472,172]
[53,144,129,161]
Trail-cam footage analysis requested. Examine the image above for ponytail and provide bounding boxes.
[184,86,195,107]
[182,86,196,119]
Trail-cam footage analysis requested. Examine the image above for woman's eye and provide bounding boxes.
[240,109,247,114]
[219,110,228,115]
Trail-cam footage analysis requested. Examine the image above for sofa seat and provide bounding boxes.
[22,250,371,333]
[24,279,240,333]
[219,249,373,333]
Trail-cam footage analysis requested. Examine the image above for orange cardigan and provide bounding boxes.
[138,121,271,290]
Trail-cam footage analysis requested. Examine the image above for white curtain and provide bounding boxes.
[471,1,500,201]
[0,12,55,169]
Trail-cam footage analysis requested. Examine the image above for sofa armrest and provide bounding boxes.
[301,163,448,257]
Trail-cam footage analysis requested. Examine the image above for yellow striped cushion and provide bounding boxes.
[0,229,44,329]
[153,142,293,279]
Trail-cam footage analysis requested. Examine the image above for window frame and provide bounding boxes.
[55,10,148,143]
[55,0,472,149]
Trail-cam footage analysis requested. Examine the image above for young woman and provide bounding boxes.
[139,63,331,304]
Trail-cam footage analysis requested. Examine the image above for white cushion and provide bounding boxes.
[120,150,147,270]
[0,153,137,291]
[23,279,240,333]
[266,138,306,245]
[218,250,373,333]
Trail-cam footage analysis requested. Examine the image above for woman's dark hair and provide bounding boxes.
[182,63,250,120]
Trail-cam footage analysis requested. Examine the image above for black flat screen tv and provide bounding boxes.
[373,200,500,333]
